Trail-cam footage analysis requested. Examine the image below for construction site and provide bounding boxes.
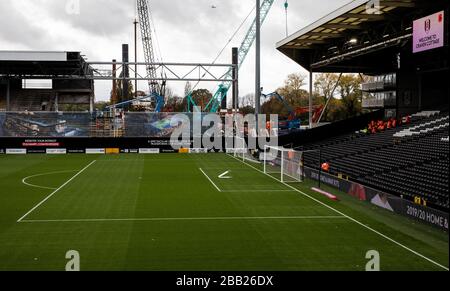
[0,0,332,139]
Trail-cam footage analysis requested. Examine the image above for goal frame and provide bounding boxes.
[263,145,307,183]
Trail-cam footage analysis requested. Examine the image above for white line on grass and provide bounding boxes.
[19,216,346,223]
[222,190,293,193]
[17,160,97,223]
[199,168,222,192]
[22,170,77,190]
[228,154,449,271]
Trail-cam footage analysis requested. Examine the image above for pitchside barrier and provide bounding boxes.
[304,167,449,231]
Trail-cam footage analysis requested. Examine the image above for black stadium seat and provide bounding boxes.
[300,112,450,210]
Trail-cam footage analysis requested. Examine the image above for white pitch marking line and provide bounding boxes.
[18,216,347,223]
[229,154,449,271]
[218,170,232,179]
[222,190,293,193]
[17,160,97,223]
[22,170,77,190]
[199,168,222,192]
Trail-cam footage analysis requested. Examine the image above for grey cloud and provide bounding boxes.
[0,1,48,48]
[1,0,351,99]
[42,0,133,36]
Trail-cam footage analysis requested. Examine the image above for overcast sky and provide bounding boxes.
[0,0,350,102]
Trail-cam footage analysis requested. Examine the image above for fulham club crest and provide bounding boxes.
[424,19,431,33]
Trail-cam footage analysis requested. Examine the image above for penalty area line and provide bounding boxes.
[199,168,222,192]
[228,154,449,271]
[17,160,97,223]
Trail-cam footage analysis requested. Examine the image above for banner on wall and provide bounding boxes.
[305,168,449,231]
[86,148,105,154]
[6,149,27,155]
[413,11,445,53]
[46,148,67,155]
[139,148,160,154]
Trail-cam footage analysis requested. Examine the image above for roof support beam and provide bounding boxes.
[285,40,328,47]
[306,32,343,38]
[341,13,385,21]
[322,24,361,30]
[380,1,415,8]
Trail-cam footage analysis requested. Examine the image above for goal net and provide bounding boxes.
[263,145,305,183]
[229,136,260,163]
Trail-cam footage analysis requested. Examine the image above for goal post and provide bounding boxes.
[263,145,305,183]
[227,135,245,162]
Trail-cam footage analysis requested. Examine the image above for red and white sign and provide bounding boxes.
[22,142,60,147]
[413,11,445,53]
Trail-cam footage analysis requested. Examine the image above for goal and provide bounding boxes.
[229,136,260,163]
[263,145,305,183]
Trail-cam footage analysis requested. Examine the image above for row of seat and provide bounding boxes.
[300,111,449,210]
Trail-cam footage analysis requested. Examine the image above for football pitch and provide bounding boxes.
[0,153,448,271]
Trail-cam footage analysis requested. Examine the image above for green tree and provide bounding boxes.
[165,96,185,112]
[262,73,308,117]
[314,73,340,122]
[337,74,362,119]
[312,73,363,122]
[111,79,134,104]
[94,101,110,111]
[240,106,255,115]
[277,73,309,107]
[190,89,212,111]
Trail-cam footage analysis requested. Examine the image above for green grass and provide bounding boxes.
[0,153,448,271]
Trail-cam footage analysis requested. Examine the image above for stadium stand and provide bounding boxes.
[8,92,54,111]
[300,111,449,210]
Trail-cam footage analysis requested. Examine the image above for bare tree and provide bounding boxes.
[184,81,192,97]
[240,93,255,108]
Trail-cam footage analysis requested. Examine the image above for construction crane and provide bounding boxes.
[262,91,324,130]
[136,0,166,111]
[284,0,289,37]
[262,92,300,130]
[200,0,275,113]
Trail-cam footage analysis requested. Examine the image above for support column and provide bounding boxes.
[90,94,94,113]
[6,79,10,111]
[122,44,130,101]
[309,70,313,129]
[232,47,239,112]
[55,92,59,112]
[418,72,422,111]
[255,0,261,126]
[134,19,138,98]
[112,59,117,105]
[90,79,95,113]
